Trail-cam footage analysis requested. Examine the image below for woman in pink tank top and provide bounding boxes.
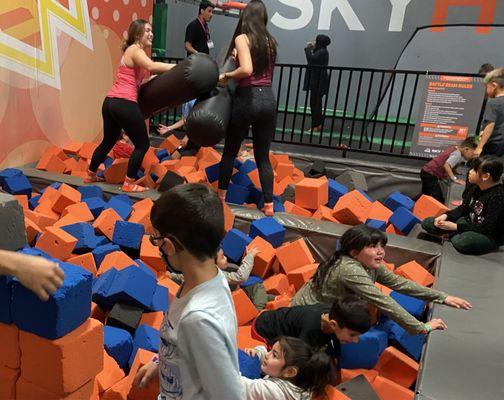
[217,0,278,216]
[85,19,175,192]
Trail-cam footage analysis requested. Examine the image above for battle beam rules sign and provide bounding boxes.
[410,75,485,158]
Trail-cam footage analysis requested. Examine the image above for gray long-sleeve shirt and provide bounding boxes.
[291,256,447,334]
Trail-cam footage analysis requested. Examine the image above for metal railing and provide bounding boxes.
[150,57,484,159]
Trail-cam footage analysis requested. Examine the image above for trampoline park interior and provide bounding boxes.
[1,1,504,400]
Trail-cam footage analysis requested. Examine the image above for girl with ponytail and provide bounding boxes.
[242,336,337,400]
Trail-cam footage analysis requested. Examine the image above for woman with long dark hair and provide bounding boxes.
[85,19,175,192]
[303,35,331,133]
[217,0,278,216]
[291,225,471,336]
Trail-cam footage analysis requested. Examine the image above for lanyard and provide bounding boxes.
[197,17,210,40]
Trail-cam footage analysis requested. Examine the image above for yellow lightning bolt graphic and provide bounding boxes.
[0,0,93,89]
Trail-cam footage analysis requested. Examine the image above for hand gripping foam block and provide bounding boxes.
[246,236,276,279]
[106,303,143,335]
[275,238,315,274]
[221,228,252,264]
[238,349,262,379]
[249,217,286,249]
[107,265,157,309]
[11,262,93,340]
[384,191,414,212]
[112,221,145,250]
[105,194,133,220]
[339,327,388,369]
[19,318,103,395]
[104,325,133,370]
[389,207,421,235]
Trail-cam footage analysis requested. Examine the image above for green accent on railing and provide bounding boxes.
[276,105,416,125]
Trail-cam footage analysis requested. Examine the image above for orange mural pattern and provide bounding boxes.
[0,0,153,168]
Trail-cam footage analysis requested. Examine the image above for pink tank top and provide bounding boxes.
[107,57,147,103]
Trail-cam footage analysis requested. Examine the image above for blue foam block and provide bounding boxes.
[339,327,388,369]
[389,207,421,234]
[11,262,92,339]
[133,324,160,353]
[233,159,243,170]
[357,189,373,202]
[273,196,285,212]
[78,185,103,200]
[390,291,426,319]
[0,168,22,187]
[226,184,250,205]
[18,246,52,259]
[148,285,169,312]
[28,194,41,210]
[104,156,114,169]
[61,223,108,253]
[240,275,263,288]
[105,195,133,220]
[327,179,348,208]
[136,170,144,180]
[104,326,133,370]
[2,174,32,197]
[221,229,252,264]
[0,276,13,324]
[384,191,414,212]
[156,149,169,161]
[92,267,119,311]
[365,219,387,232]
[112,221,145,250]
[107,266,157,309]
[84,197,107,219]
[92,243,120,267]
[388,320,425,361]
[205,163,220,183]
[160,156,172,162]
[249,217,286,248]
[238,349,262,379]
[135,259,157,280]
[240,159,257,174]
[231,171,254,188]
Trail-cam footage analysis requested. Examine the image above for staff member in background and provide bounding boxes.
[185,1,215,56]
[304,35,331,133]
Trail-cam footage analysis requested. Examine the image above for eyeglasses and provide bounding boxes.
[149,234,185,251]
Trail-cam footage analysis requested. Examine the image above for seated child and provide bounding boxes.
[291,225,472,335]
[242,336,337,400]
[422,155,504,254]
[252,296,371,359]
[476,68,504,157]
[134,183,244,399]
[420,137,476,203]
[169,247,271,310]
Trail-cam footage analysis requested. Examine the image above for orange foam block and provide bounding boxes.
[93,208,123,241]
[295,177,329,210]
[291,167,305,183]
[333,190,372,225]
[159,134,180,154]
[276,162,295,182]
[104,159,129,184]
[67,253,97,276]
[232,289,259,326]
[91,302,106,324]
[53,213,88,229]
[37,152,67,173]
[19,318,103,395]
[96,351,125,394]
[63,158,81,174]
[78,142,98,160]
[140,235,165,274]
[283,201,312,218]
[374,346,419,388]
[52,184,82,213]
[223,201,235,232]
[395,260,434,287]
[375,283,392,296]
[98,251,137,276]
[341,368,378,384]
[185,170,206,183]
[263,273,290,295]
[38,186,60,206]
[237,326,265,349]
[275,238,315,274]
[248,169,262,189]
[127,349,159,400]
[35,226,78,261]
[273,176,294,196]
[63,142,83,155]
[141,148,159,172]
[24,209,58,231]
[386,223,404,236]
[16,377,98,400]
[367,201,393,223]
[315,385,351,400]
[413,194,449,220]
[0,323,20,369]
[246,236,276,278]
[34,200,60,221]
[25,217,42,245]
[287,263,318,291]
[140,311,164,330]
[158,277,180,302]
[61,202,94,222]
[0,365,19,400]
[265,292,292,310]
[312,205,339,222]
[15,194,29,210]
[129,199,154,235]
[372,376,414,400]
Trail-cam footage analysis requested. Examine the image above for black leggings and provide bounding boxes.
[89,97,150,179]
[219,86,277,203]
[420,170,445,203]
[310,89,325,128]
